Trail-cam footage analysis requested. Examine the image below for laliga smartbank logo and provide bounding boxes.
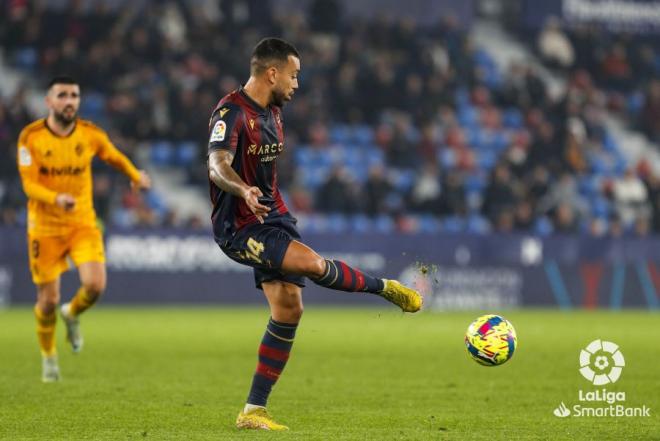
[553,339,651,418]
[579,339,624,385]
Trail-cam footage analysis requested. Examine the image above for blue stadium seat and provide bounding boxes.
[439,149,456,168]
[350,215,373,233]
[329,125,351,144]
[390,169,416,192]
[176,142,198,166]
[467,215,491,234]
[144,190,167,215]
[602,133,620,153]
[476,150,496,169]
[591,197,611,218]
[327,214,349,233]
[533,217,554,236]
[442,216,465,233]
[458,106,479,127]
[455,88,470,107]
[418,215,441,233]
[503,108,523,129]
[13,47,38,71]
[493,131,511,151]
[579,176,602,197]
[354,125,374,146]
[626,92,644,115]
[374,215,395,233]
[80,92,106,120]
[150,141,174,166]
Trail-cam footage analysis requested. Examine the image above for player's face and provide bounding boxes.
[271,55,300,107]
[46,84,80,125]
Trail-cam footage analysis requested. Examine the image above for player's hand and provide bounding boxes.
[55,193,76,211]
[242,186,270,224]
[131,170,152,191]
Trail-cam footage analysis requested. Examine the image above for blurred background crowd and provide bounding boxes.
[1,0,659,236]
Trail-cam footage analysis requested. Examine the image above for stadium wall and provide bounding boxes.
[0,227,658,309]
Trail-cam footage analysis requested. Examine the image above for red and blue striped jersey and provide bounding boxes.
[207,87,289,242]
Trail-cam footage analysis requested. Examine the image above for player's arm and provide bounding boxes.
[16,132,75,210]
[207,106,270,223]
[95,129,151,190]
[208,150,270,223]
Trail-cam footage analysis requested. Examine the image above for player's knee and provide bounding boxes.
[37,286,60,313]
[306,256,326,279]
[83,279,105,296]
[288,302,304,321]
[279,284,304,321]
[37,298,58,315]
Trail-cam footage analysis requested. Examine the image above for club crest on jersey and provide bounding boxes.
[210,120,227,142]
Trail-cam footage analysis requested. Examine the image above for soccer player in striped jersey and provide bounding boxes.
[17,76,151,382]
[207,38,423,431]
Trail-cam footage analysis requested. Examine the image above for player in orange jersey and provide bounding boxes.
[17,76,151,382]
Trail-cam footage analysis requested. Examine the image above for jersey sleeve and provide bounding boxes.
[94,127,141,182]
[16,129,58,204]
[208,103,243,154]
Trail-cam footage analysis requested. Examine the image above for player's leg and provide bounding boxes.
[62,227,106,353]
[237,280,302,431]
[69,261,106,315]
[60,262,106,353]
[28,235,67,381]
[35,279,62,382]
[281,240,422,312]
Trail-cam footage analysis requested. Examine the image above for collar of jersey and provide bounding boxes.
[238,86,268,116]
[44,118,77,138]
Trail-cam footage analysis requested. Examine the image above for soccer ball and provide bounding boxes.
[464,314,517,366]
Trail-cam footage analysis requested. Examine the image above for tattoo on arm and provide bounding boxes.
[208,150,249,198]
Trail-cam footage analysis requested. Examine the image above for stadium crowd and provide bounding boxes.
[1,0,659,236]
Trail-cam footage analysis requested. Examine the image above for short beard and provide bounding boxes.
[271,90,287,107]
[54,110,77,126]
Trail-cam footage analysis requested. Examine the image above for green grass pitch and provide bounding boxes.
[0,307,658,440]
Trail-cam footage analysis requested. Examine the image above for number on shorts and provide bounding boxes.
[31,239,40,259]
[246,237,265,263]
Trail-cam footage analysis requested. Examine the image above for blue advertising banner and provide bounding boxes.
[1,227,659,309]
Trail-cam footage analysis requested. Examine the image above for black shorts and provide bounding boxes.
[219,214,306,289]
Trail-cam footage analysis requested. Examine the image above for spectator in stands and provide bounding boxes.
[409,164,443,214]
[482,163,518,226]
[439,171,467,216]
[641,80,660,146]
[364,165,394,216]
[315,166,359,214]
[0,2,656,236]
[537,17,574,69]
[553,203,579,233]
[514,200,534,231]
[600,43,633,93]
[538,172,589,220]
[612,169,650,227]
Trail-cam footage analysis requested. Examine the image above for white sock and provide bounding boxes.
[244,403,265,413]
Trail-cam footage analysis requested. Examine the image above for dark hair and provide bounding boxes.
[250,37,300,75]
[47,76,78,89]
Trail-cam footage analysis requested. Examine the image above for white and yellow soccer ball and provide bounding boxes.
[465,314,517,366]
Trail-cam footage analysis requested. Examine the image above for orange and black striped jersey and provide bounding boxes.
[17,118,141,236]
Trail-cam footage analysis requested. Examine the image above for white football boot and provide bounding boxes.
[41,354,61,383]
[60,303,83,353]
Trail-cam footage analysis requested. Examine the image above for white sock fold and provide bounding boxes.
[244,403,265,413]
